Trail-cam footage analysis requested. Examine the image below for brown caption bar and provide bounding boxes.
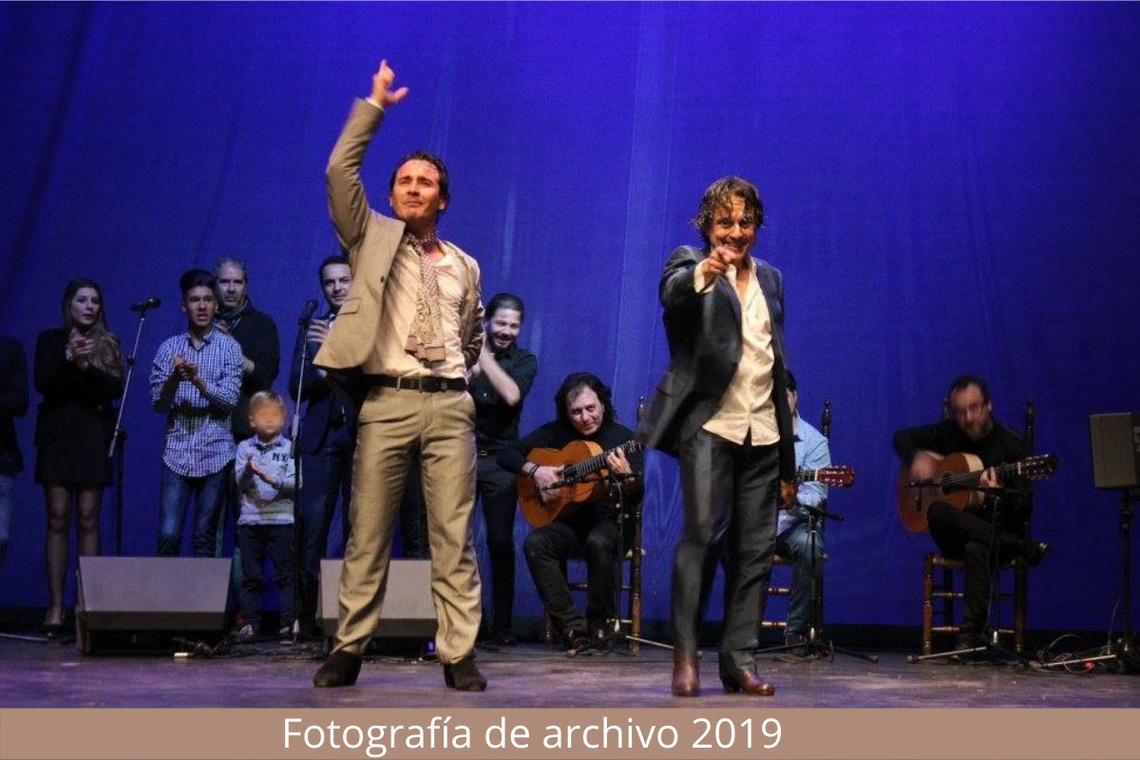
[0,708,1135,760]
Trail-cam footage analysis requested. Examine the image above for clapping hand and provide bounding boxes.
[67,329,94,368]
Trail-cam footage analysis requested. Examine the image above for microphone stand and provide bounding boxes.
[566,472,673,656]
[288,311,314,643]
[107,301,158,555]
[1039,488,1136,673]
[754,503,879,664]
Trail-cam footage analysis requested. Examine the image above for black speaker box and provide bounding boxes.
[76,557,232,653]
[318,558,437,638]
[1090,412,1140,489]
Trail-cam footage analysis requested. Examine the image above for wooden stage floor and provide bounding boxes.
[2,635,1136,709]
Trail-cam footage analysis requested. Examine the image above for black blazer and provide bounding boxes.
[289,316,356,455]
[0,334,29,476]
[33,328,124,455]
[638,246,796,482]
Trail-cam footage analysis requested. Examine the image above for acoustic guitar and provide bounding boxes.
[896,451,1058,533]
[518,440,644,528]
[518,443,857,529]
[796,464,855,489]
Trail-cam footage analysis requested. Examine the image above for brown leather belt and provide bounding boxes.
[369,374,467,393]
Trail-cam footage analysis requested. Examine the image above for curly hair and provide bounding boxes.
[690,176,765,246]
[554,372,616,428]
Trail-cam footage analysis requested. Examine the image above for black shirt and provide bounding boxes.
[471,343,537,454]
[217,300,280,441]
[893,418,1030,528]
[499,418,644,517]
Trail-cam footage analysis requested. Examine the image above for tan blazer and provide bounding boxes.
[314,99,484,409]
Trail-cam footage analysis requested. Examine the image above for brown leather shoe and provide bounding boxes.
[444,658,487,691]
[721,669,776,697]
[313,651,361,688]
[672,650,700,697]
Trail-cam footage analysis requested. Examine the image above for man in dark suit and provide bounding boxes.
[290,254,356,637]
[0,334,29,566]
[639,176,795,698]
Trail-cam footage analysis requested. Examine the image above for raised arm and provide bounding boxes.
[327,60,409,255]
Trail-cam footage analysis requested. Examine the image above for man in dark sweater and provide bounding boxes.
[499,372,642,650]
[892,375,1049,649]
[215,257,280,441]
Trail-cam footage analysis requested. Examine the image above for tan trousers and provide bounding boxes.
[332,385,481,664]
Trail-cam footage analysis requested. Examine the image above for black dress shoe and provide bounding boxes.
[444,658,487,691]
[720,669,776,696]
[562,628,591,652]
[493,629,518,647]
[672,651,700,697]
[1023,540,1050,568]
[313,651,362,688]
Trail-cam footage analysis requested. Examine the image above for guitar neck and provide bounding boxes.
[941,459,1024,489]
[564,440,643,481]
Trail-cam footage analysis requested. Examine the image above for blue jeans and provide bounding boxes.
[156,463,229,557]
[0,474,12,563]
[774,520,826,638]
[237,522,295,632]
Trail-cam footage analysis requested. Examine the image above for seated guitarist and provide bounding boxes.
[892,374,1049,650]
[498,372,643,651]
[775,370,830,656]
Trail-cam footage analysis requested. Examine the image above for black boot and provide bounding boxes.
[313,651,362,688]
[443,658,487,691]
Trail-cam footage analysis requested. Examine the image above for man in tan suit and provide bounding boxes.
[312,60,487,691]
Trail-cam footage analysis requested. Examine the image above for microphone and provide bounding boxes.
[298,298,319,326]
[129,297,161,312]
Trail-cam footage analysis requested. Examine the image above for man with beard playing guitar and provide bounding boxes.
[498,372,642,652]
[893,374,1051,651]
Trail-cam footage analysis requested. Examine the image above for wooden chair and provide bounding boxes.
[920,399,1035,655]
[539,399,646,653]
[761,400,831,633]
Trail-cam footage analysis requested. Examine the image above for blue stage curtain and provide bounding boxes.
[1,3,1137,632]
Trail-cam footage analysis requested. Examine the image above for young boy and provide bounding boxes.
[234,390,296,641]
[151,269,244,557]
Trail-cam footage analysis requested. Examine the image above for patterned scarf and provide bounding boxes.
[405,233,446,363]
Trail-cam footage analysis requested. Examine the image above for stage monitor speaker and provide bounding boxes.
[77,557,232,654]
[318,558,437,639]
[1090,412,1140,490]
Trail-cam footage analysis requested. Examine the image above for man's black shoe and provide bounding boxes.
[443,658,487,691]
[313,651,361,688]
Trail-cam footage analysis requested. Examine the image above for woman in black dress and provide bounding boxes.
[34,278,124,634]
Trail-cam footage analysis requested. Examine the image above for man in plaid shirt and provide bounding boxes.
[151,269,244,557]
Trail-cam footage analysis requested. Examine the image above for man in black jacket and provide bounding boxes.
[499,372,642,650]
[893,375,1048,649]
[639,176,795,698]
[215,257,280,441]
[290,255,356,636]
